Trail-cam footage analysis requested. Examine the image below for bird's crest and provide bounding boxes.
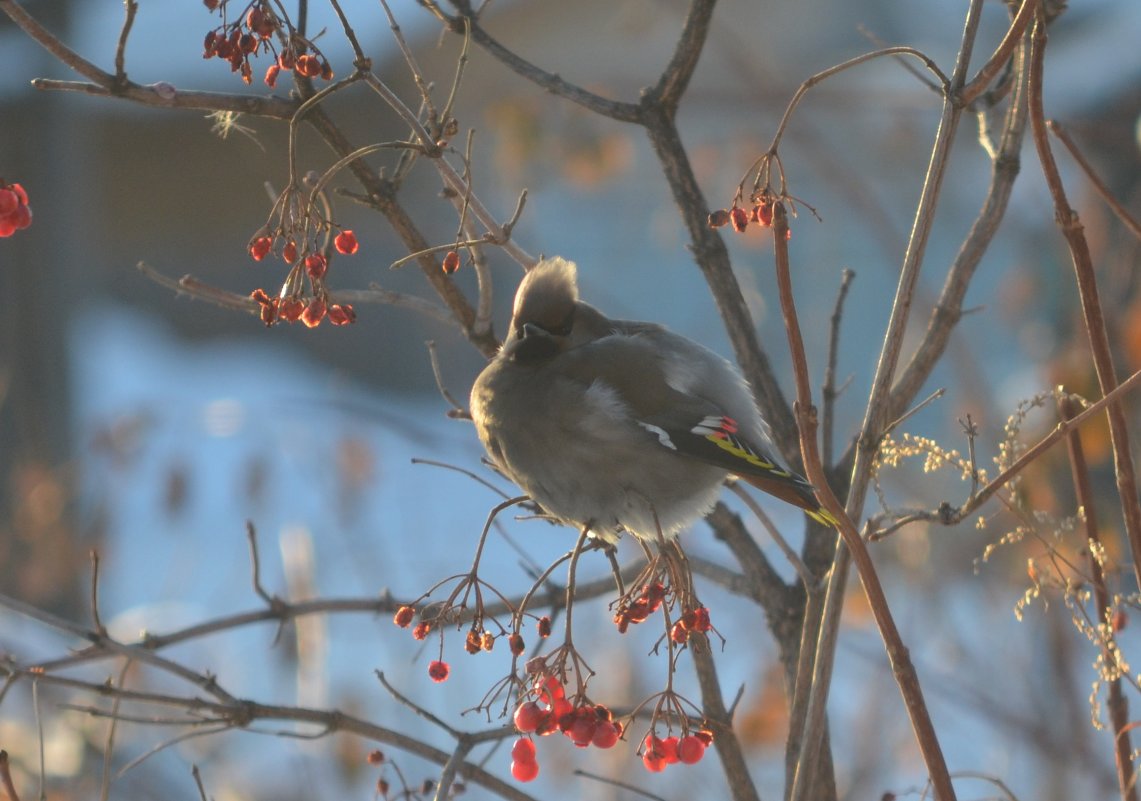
[512,257,579,334]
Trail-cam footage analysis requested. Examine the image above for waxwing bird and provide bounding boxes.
[470,257,836,545]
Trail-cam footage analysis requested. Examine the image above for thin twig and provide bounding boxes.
[724,482,812,587]
[375,672,462,738]
[822,268,854,467]
[90,549,107,637]
[425,340,468,418]
[764,47,948,160]
[246,521,276,606]
[1047,120,1141,241]
[112,0,137,88]
[882,388,946,439]
[958,0,1037,106]
[191,765,209,801]
[572,769,667,801]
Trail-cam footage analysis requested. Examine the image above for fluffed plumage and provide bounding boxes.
[470,257,836,545]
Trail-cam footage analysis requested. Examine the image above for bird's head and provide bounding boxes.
[502,257,581,363]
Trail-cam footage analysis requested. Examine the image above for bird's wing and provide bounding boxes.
[555,335,835,524]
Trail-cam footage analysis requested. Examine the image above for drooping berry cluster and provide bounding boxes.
[708,198,776,234]
[670,605,713,644]
[247,213,359,328]
[0,182,32,238]
[612,580,667,633]
[640,729,712,772]
[202,1,333,87]
[509,675,623,782]
[512,676,622,747]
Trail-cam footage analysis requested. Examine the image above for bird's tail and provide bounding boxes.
[740,473,840,528]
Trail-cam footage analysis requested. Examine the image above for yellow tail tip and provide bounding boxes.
[807,507,841,528]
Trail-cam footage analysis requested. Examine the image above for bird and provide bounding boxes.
[469,257,837,545]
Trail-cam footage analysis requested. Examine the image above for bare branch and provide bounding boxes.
[1027,9,1141,593]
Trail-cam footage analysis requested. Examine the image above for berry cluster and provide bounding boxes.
[640,729,712,772]
[394,605,455,683]
[247,227,358,327]
[670,606,713,644]
[202,1,332,86]
[512,676,622,747]
[0,182,32,238]
[612,581,667,633]
[708,199,775,234]
[509,676,623,782]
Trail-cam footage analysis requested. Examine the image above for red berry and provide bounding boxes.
[246,7,275,38]
[296,54,321,77]
[264,63,280,88]
[442,249,461,274]
[567,715,597,748]
[320,61,334,81]
[643,581,666,611]
[301,297,326,327]
[393,605,415,628]
[278,50,295,70]
[328,304,356,326]
[591,721,619,749]
[691,607,712,632]
[513,701,547,733]
[0,188,18,216]
[464,629,481,655]
[755,202,774,227]
[707,208,731,228]
[510,737,536,762]
[9,183,27,206]
[304,253,328,280]
[0,217,16,238]
[1114,608,1129,632]
[660,736,680,764]
[537,616,551,637]
[8,203,31,232]
[550,697,573,722]
[334,229,359,255]
[248,236,272,261]
[412,622,430,640]
[279,297,304,322]
[541,675,565,701]
[670,621,688,644]
[513,702,547,734]
[428,660,450,683]
[282,240,298,263]
[509,633,524,655]
[677,734,707,764]
[510,758,539,782]
[642,749,667,773]
[730,206,749,232]
[258,297,278,326]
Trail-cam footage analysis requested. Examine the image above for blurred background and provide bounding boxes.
[2,0,1141,798]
